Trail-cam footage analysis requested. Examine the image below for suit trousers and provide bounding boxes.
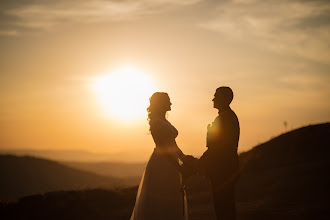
[212,184,236,220]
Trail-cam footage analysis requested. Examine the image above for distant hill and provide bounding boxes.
[62,161,146,179]
[0,149,148,163]
[0,155,137,202]
[1,123,329,219]
[0,149,113,162]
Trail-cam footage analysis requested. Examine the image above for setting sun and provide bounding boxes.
[92,66,155,121]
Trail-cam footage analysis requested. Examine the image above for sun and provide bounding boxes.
[92,66,155,121]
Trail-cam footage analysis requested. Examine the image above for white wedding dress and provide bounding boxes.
[130,119,187,220]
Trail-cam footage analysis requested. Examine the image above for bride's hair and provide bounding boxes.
[147,92,170,123]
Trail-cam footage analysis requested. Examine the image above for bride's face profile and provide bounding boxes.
[164,98,172,112]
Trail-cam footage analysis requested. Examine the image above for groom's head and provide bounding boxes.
[213,86,233,109]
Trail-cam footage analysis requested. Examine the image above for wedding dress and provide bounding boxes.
[130,119,187,220]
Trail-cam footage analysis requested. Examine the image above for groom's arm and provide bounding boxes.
[199,117,219,173]
[198,148,215,175]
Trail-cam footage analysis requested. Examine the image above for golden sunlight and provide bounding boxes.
[92,66,155,121]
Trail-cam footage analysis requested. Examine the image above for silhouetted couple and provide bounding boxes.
[130,87,240,220]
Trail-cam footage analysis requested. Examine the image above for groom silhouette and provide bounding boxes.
[199,86,240,220]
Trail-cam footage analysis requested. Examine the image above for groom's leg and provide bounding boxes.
[213,185,236,220]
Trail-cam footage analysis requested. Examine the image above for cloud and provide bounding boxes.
[0,30,19,36]
[199,0,330,63]
[0,0,201,36]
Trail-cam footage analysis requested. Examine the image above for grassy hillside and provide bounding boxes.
[0,188,137,220]
[236,123,330,219]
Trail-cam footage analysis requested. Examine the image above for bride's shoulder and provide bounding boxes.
[150,119,168,131]
[150,118,166,126]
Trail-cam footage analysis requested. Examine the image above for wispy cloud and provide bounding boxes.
[0,0,201,35]
[0,30,19,36]
[199,0,330,63]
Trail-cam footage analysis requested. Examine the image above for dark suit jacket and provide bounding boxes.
[199,108,240,188]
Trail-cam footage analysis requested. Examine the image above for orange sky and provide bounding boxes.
[0,0,329,162]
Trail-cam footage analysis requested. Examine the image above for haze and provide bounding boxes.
[1,0,329,162]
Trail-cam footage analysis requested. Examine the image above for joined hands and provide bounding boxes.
[180,155,198,179]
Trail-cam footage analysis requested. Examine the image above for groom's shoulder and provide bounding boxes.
[221,109,239,125]
[213,116,220,123]
[224,108,238,118]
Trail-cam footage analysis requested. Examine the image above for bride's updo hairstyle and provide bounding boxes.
[147,92,170,123]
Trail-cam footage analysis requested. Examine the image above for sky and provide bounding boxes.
[0,0,329,162]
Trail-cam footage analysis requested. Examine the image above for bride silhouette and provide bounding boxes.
[130,92,188,220]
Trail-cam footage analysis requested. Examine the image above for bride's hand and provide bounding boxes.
[181,155,199,176]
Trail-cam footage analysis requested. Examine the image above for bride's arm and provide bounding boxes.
[161,139,187,172]
[173,140,185,160]
[150,119,187,172]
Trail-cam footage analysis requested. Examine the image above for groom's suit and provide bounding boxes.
[199,107,240,220]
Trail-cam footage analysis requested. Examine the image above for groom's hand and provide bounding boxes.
[180,155,198,178]
[182,155,197,165]
[180,164,196,181]
[184,155,207,177]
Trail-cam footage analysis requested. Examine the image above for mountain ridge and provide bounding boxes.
[0,154,136,201]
